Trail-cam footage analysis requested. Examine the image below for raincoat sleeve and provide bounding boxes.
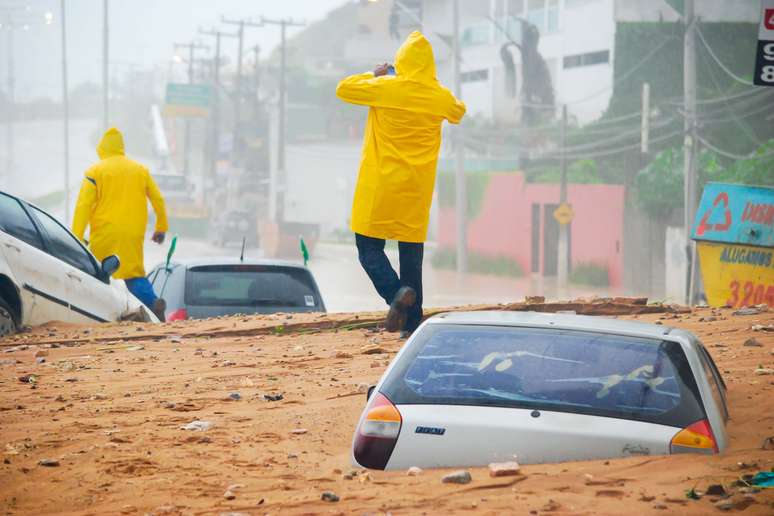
[145,171,168,233]
[336,72,391,107]
[72,170,99,241]
[445,96,467,125]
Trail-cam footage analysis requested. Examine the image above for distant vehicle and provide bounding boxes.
[352,311,729,470]
[153,172,195,204]
[0,191,158,336]
[209,209,258,248]
[147,258,326,321]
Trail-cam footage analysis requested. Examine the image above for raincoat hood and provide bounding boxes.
[394,31,436,82]
[97,127,125,159]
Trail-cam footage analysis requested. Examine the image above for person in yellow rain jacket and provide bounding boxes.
[72,127,169,321]
[336,31,466,335]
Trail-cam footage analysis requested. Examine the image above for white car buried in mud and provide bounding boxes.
[0,190,158,336]
[353,311,729,470]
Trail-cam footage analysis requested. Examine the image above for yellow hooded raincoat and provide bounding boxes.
[336,31,466,243]
[72,128,168,280]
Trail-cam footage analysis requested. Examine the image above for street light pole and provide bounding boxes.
[198,28,238,192]
[102,0,109,131]
[259,16,305,222]
[174,41,209,176]
[61,0,70,224]
[557,104,569,291]
[222,17,264,168]
[452,0,467,274]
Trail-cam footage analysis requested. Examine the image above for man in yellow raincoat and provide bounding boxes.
[336,31,466,334]
[72,127,169,321]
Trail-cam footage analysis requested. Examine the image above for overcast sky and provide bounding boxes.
[2,0,350,102]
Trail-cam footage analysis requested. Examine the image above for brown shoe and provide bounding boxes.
[152,298,167,322]
[385,287,416,332]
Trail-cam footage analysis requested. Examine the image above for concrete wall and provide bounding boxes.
[438,172,625,287]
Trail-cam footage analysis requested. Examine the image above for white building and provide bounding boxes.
[420,0,617,125]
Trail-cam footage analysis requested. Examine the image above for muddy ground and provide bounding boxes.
[0,302,773,515]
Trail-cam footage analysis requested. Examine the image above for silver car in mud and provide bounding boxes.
[352,311,729,470]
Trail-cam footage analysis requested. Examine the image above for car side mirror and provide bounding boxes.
[101,255,120,278]
[366,385,376,401]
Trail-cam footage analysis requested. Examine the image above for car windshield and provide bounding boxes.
[381,324,705,427]
[185,265,320,309]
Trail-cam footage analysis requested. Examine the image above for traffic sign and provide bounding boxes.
[164,83,211,117]
[754,0,774,87]
[553,203,574,225]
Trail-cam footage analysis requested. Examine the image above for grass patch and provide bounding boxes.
[569,262,609,287]
[430,247,523,278]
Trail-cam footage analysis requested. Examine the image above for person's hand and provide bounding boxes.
[374,63,391,77]
[151,231,166,245]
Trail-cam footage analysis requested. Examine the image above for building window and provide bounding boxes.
[461,69,489,83]
[562,49,610,69]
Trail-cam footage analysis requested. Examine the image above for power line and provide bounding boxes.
[695,25,755,87]
[696,134,774,161]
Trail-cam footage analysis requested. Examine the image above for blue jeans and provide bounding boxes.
[125,277,158,309]
[355,233,423,332]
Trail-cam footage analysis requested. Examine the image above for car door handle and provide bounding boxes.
[3,242,21,253]
[66,272,83,282]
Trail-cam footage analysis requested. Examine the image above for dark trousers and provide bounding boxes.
[355,233,423,332]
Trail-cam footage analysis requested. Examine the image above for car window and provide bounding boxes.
[185,265,320,308]
[0,193,44,250]
[381,325,706,428]
[697,345,729,422]
[30,206,98,276]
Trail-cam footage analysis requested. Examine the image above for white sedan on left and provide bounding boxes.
[0,190,158,336]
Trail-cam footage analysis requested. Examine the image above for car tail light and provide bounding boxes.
[167,308,188,321]
[353,393,402,469]
[670,419,718,454]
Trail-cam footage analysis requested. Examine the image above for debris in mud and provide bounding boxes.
[743,338,763,347]
[18,375,37,384]
[705,484,726,496]
[754,368,773,376]
[38,459,59,467]
[752,324,774,332]
[289,428,307,435]
[227,392,241,401]
[263,393,284,402]
[442,470,472,484]
[734,306,768,316]
[489,461,521,477]
[180,420,213,431]
[407,466,423,476]
[321,491,340,502]
[761,436,774,450]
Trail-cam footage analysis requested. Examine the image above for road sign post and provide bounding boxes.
[553,203,574,226]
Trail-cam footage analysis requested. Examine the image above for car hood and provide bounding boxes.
[114,279,160,323]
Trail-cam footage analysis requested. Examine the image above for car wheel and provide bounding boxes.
[0,297,18,337]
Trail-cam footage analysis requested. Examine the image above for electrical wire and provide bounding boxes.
[696,135,774,161]
[695,25,755,87]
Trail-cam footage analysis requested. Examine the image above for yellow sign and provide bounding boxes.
[696,242,774,308]
[553,203,574,225]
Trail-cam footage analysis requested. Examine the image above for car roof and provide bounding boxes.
[166,257,309,270]
[427,311,677,340]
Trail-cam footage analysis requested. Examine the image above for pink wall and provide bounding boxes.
[438,172,625,287]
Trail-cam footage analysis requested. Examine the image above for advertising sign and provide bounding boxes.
[164,83,211,117]
[692,183,774,307]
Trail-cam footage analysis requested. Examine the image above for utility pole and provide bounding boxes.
[174,41,208,176]
[222,17,263,168]
[61,0,70,224]
[198,27,238,192]
[452,0,467,274]
[641,82,650,155]
[683,0,698,305]
[4,23,14,181]
[557,104,569,290]
[260,16,305,222]
[102,0,109,131]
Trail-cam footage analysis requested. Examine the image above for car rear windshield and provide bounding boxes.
[185,265,320,309]
[381,324,705,428]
